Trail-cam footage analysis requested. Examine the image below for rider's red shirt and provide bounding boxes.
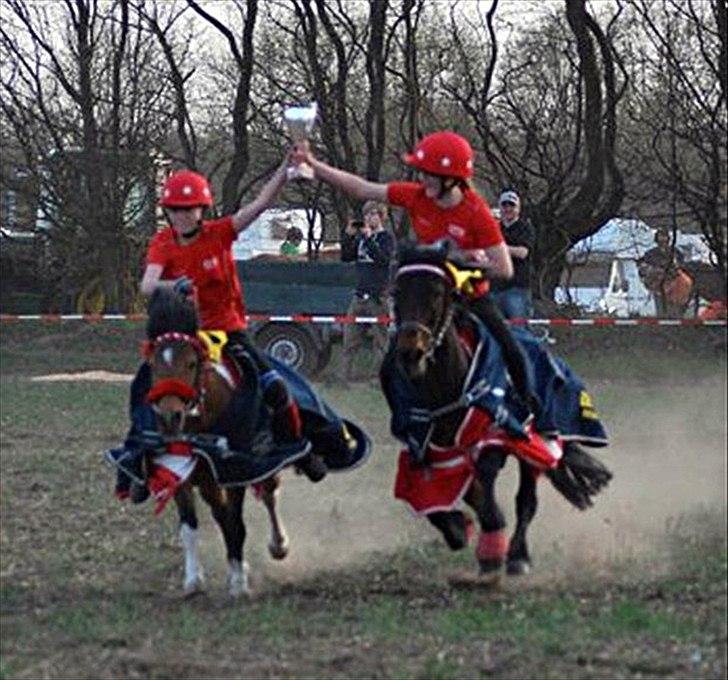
[146,216,246,331]
[387,182,504,250]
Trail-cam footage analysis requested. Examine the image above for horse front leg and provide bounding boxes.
[174,483,205,597]
[473,450,509,574]
[260,475,289,560]
[507,459,538,576]
[197,475,249,598]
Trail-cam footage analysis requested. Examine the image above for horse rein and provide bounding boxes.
[395,263,457,361]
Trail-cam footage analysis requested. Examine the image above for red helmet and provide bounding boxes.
[403,131,474,179]
[160,170,213,208]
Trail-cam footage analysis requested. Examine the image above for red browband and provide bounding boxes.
[141,332,208,360]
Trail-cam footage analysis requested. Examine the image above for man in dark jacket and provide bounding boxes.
[340,200,395,382]
[490,189,535,319]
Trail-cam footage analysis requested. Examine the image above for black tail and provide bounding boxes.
[546,442,613,510]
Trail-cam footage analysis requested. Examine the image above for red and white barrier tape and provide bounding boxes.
[0,313,724,326]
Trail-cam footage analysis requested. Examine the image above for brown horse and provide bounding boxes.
[382,243,612,576]
[139,288,292,598]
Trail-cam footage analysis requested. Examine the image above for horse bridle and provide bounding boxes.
[144,331,208,422]
[395,263,456,361]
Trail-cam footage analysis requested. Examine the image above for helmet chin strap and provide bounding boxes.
[437,177,458,201]
[180,223,201,240]
[163,208,203,241]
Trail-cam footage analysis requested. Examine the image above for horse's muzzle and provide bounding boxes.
[157,405,186,435]
[396,322,431,354]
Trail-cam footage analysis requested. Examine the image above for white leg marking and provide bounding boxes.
[228,559,251,598]
[180,523,204,596]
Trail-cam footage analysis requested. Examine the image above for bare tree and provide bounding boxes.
[0,0,173,311]
[621,0,727,280]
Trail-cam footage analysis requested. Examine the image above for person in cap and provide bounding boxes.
[292,132,540,415]
[490,189,535,319]
[113,160,326,501]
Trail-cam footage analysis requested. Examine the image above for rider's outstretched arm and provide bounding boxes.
[231,158,289,234]
[293,142,388,202]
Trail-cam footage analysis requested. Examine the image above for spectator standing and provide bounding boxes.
[491,189,535,319]
[340,201,395,382]
[279,226,304,256]
[639,228,693,317]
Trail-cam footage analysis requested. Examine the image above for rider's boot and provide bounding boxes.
[226,339,326,483]
[259,369,327,482]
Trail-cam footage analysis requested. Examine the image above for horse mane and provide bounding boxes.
[146,288,199,340]
[397,240,450,269]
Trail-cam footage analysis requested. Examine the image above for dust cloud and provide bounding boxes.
[198,376,726,587]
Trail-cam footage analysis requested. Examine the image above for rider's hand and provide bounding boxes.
[291,141,312,166]
[173,276,194,298]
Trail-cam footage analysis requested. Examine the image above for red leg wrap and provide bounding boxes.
[476,530,509,561]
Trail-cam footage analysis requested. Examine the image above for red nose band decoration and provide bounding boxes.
[146,379,198,404]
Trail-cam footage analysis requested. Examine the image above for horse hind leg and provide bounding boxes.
[507,460,538,576]
[261,476,289,560]
[175,485,205,597]
[225,487,250,598]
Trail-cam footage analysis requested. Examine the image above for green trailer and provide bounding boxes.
[237,260,359,376]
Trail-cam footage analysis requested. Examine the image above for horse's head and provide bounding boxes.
[144,289,206,436]
[392,241,457,380]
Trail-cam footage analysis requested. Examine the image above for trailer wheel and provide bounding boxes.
[254,323,320,377]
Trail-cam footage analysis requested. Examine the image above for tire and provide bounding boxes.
[254,323,321,377]
[316,340,333,373]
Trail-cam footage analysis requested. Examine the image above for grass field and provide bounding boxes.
[0,323,726,679]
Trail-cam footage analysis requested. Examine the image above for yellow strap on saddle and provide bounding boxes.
[444,261,484,297]
[197,330,228,363]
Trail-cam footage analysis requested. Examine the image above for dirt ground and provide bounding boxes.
[0,324,726,679]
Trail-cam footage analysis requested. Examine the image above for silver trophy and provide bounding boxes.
[283,102,317,181]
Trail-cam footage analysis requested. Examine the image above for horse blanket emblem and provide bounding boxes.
[386,317,609,515]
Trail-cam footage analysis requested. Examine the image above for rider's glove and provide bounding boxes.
[173,276,194,297]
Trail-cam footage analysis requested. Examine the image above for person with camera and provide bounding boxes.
[340,200,395,383]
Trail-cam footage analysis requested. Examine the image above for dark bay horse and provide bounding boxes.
[138,288,291,597]
[382,244,612,576]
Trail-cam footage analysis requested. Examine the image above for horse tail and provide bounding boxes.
[545,442,613,510]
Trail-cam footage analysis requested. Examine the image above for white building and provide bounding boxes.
[232,208,323,260]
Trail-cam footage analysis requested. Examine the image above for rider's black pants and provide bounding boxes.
[468,294,538,413]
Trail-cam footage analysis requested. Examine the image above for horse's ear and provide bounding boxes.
[396,239,418,266]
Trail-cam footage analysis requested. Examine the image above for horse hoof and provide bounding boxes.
[129,483,150,504]
[268,540,289,561]
[183,577,205,598]
[229,577,251,599]
[506,559,531,576]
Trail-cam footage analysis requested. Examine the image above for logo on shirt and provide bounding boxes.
[202,256,219,271]
[446,224,466,239]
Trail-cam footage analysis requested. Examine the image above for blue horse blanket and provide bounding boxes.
[382,315,608,462]
[107,355,371,489]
